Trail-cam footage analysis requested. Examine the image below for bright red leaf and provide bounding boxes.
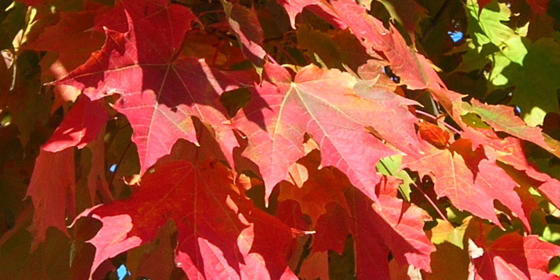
[276,0,347,29]
[277,0,445,90]
[25,8,106,71]
[56,2,253,174]
[25,7,107,111]
[26,148,76,250]
[222,1,266,66]
[234,63,419,201]
[42,95,108,152]
[313,179,435,279]
[461,126,560,209]
[78,160,297,279]
[417,122,450,149]
[279,169,350,227]
[5,0,560,278]
[473,233,560,280]
[404,138,530,229]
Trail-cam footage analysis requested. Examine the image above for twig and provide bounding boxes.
[108,140,133,190]
[412,182,450,223]
[415,110,462,135]
[421,0,453,44]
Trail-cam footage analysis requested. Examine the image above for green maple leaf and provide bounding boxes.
[506,38,560,126]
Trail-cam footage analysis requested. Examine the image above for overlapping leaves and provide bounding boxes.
[3,0,560,279]
[233,62,419,200]
[55,0,252,174]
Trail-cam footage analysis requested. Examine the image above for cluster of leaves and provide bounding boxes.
[1,0,560,279]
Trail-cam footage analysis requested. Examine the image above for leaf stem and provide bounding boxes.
[421,0,453,44]
[265,54,279,65]
[415,110,462,135]
[411,182,450,223]
[267,41,301,65]
[108,140,133,190]
[196,9,225,19]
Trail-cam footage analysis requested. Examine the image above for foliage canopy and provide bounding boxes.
[1,0,560,279]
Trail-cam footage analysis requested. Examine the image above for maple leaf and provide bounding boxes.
[507,38,560,126]
[93,0,197,37]
[276,0,347,29]
[377,0,428,36]
[477,0,492,10]
[279,165,351,227]
[78,160,298,279]
[56,2,253,174]
[24,7,106,70]
[360,193,435,276]
[234,63,419,201]
[313,178,435,279]
[403,138,530,229]
[425,242,470,280]
[298,251,329,280]
[464,1,560,126]
[26,148,75,250]
[42,95,108,152]
[467,0,519,48]
[417,122,450,149]
[15,0,45,6]
[277,0,445,90]
[24,7,107,111]
[278,149,351,227]
[526,0,551,15]
[222,1,266,66]
[6,0,560,278]
[473,233,560,280]
[461,126,560,209]
[461,99,548,148]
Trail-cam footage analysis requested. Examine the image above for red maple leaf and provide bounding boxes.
[472,233,560,280]
[56,1,254,174]
[42,95,108,152]
[477,0,493,10]
[276,0,445,90]
[24,6,107,112]
[222,1,266,66]
[403,138,531,229]
[25,6,107,71]
[276,0,347,29]
[526,0,551,15]
[461,126,560,210]
[78,160,298,279]
[313,177,435,279]
[233,62,419,201]
[26,148,76,250]
[463,99,548,148]
[418,121,451,149]
[279,165,351,227]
